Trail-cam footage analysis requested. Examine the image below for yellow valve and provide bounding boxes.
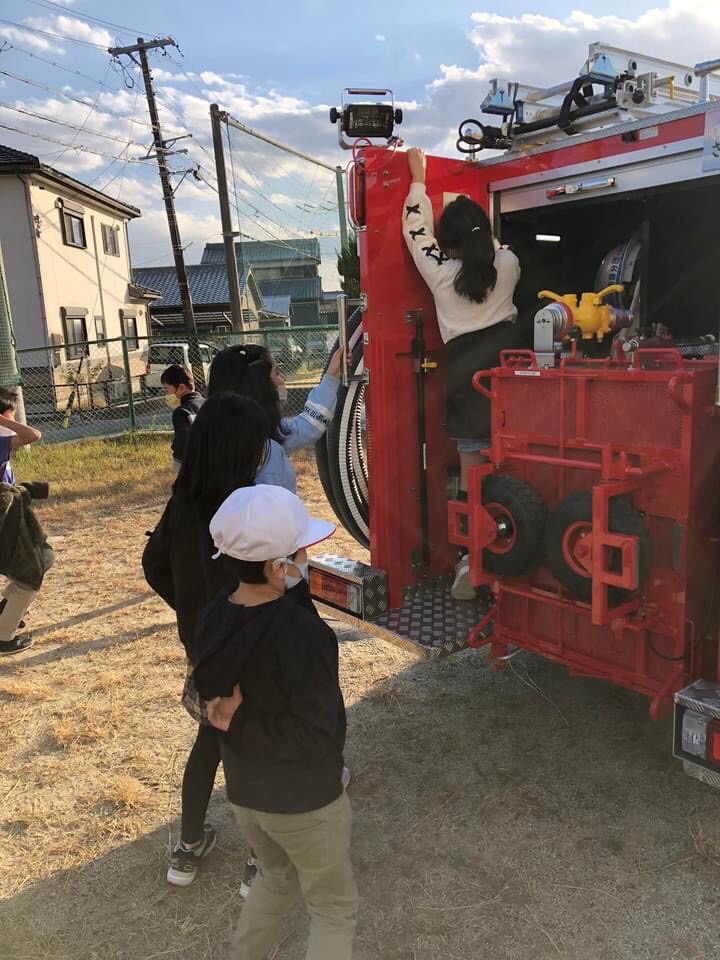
[537,285,625,342]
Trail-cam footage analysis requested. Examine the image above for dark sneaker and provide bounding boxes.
[240,857,258,899]
[167,825,217,887]
[0,634,33,657]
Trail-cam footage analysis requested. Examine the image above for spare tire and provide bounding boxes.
[315,308,368,547]
[480,474,547,577]
[544,490,652,604]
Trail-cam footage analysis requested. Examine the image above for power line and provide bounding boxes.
[0,99,141,146]
[51,60,112,166]
[16,0,156,38]
[1,40,124,91]
[0,16,110,49]
[0,119,147,162]
[0,64,151,128]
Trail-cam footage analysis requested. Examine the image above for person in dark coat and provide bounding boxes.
[160,365,204,472]
[193,484,358,960]
[142,391,270,886]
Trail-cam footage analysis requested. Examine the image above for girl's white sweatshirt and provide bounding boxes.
[402,182,520,344]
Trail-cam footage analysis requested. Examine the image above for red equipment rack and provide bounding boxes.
[449,348,720,718]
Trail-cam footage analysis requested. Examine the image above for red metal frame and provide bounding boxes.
[357,108,720,715]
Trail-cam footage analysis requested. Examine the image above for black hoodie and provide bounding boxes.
[193,583,346,814]
[171,391,204,462]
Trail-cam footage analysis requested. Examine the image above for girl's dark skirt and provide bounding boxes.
[445,321,523,441]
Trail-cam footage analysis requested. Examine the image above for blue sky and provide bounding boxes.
[0,0,718,282]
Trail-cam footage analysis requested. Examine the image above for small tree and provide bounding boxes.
[337,232,360,299]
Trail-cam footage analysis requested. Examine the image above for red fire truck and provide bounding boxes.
[310,44,720,786]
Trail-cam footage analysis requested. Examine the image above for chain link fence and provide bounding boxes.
[14,326,338,444]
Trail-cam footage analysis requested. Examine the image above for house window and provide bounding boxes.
[120,309,139,351]
[59,202,86,248]
[61,308,89,360]
[94,316,106,346]
[102,224,119,256]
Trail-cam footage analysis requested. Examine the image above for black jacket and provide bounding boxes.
[142,496,232,659]
[0,483,49,589]
[171,392,203,462]
[193,584,346,814]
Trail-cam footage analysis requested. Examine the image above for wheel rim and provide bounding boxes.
[485,502,517,555]
[561,520,594,576]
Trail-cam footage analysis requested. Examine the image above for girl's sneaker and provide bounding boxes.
[167,825,217,887]
[240,857,257,899]
[451,556,476,601]
[341,766,351,789]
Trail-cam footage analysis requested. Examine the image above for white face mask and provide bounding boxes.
[282,557,309,590]
[165,394,181,410]
[277,384,288,404]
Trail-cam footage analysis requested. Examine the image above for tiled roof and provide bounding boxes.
[258,277,322,301]
[132,264,249,308]
[0,144,40,168]
[201,237,321,266]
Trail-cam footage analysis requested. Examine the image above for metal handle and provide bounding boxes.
[471,369,495,400]
[336,292,366,386]
[346,88,391,96]
[546,176,616,199]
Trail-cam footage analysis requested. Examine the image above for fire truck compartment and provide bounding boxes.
[501,176,720,341]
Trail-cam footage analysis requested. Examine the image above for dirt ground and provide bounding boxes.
[1,437,720,960]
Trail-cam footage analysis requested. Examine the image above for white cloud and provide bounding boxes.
[376,34,387,42]
[25,15,112,48]
[0,23,59,52]
[7,1,720,295]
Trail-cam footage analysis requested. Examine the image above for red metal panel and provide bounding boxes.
[482,114,705,189]
[360,147,489,605]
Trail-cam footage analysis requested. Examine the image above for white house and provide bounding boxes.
[0,144,155,409]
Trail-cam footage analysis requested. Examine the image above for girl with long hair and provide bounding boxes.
[402,147,522,600]
[208,341,343,492]
[143,392,269,887]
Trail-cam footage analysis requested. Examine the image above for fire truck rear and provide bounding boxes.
[311,44,720,787]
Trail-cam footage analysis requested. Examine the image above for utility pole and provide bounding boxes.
[108,37,204,388]
[209,103,246,332]
[335,165,348,249]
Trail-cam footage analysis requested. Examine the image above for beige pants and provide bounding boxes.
[229,790,358,960]
[0,547,54,643]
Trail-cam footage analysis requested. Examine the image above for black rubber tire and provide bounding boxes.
[544,490,652,604]
[329,107,339,124]
[481,474,547,577]
[315,308,368,547]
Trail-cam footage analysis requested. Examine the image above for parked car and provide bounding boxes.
[142,341,217,394]
[266,333,303,374]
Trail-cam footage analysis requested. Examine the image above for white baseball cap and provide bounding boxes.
[210,484,336,561]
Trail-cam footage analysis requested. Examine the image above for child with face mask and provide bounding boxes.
[193,484,358,960]
[160,365,204,473]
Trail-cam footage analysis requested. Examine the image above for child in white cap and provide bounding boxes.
[193,485,358,960]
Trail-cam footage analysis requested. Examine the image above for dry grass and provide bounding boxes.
[1,437,720,960]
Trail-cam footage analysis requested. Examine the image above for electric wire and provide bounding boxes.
[0,119,147,162]
[0,16,111,49]
[0,99,142,146]
[48,60,113,167]
[0,64,151,128]
[1,40,125,91]
[16,0,157,38]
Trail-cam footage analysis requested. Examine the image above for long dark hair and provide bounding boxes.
[207,344,286,442]
[174,392,269,519]
[437,196,497,304]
